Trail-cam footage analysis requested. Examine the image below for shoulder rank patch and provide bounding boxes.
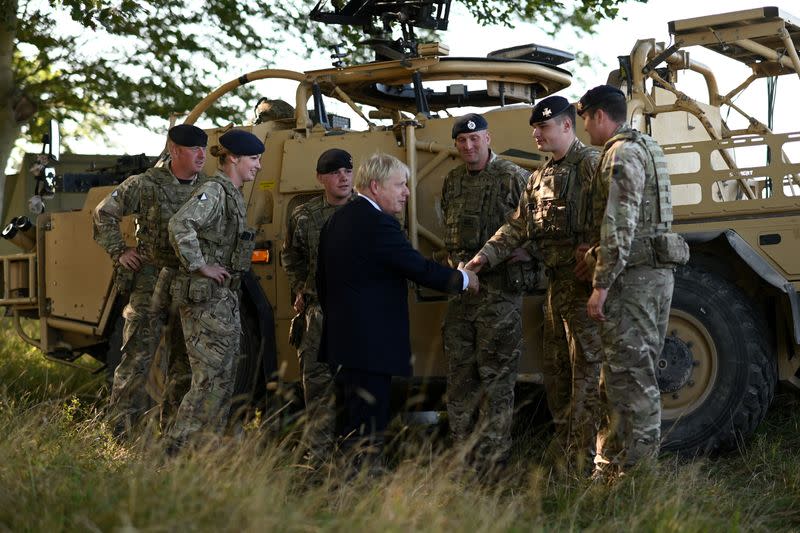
[198,192,208,201]
[111,190,118,197]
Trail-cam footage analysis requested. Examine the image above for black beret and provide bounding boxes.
[452,113,488,139]
[577,85,625,116]
[316,149,353,174]
[219,129,265,156]
[530,95,572,125]
[168,124,208,147]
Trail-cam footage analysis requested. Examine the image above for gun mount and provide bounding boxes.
[310,0,452,60]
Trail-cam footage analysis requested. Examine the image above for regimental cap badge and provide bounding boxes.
[452,113,488,138]
[530,95,571,125]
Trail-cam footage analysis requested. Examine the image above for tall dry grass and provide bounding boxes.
[1,318,799,531]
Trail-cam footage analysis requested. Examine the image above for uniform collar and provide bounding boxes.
[323,190,357,208]
[605,123,634,149]
[466,149,496,175]
[550,137,582,165]
[167,160,200,184]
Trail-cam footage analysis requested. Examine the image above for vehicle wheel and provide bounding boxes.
[658,266,775,455]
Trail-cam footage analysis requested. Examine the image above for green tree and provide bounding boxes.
[1,0,643,214]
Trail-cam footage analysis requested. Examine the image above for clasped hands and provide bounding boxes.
[463,244,608,322]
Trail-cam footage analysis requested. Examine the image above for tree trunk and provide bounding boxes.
[0,4,19,223]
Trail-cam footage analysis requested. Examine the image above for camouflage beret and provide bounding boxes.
[219,129,265,156]
[452,113,488,139]
[577,85,625,116]
[316,149,353,173]
[168,124,208,147]
[530,95,572,125]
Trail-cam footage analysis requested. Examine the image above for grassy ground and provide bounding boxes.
[1,319,800,532]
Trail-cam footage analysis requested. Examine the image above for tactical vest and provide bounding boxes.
[443,158,520,261]
[136,169,204,268]
[196,174,256,273]
[609,128,688,267]
[619,128,672,234]
[527,141,596,267]
[299,195,345,296]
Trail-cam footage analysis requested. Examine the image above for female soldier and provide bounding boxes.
[165,128,264,453]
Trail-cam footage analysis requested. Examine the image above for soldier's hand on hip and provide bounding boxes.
[198,264,231,285]
[464,253,487,273]
[118,247,143,271]
[508,247,532,264]
[293,292,305,313]
[587,287,608,322]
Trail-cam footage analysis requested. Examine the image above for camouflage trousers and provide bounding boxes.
[167,286,241,450]
[297,302,336,465]
[597,265,674,471]
[159,310,191,434]
[543,267,603,471]
[108,265,164,435]
[149,267,192,433]
[444,290,522,467]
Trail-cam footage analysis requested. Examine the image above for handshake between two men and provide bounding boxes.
[461,244,603,320]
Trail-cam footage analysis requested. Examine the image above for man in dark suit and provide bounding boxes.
[317,152,479,460]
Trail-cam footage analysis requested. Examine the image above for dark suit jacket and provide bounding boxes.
[317,196,463,376]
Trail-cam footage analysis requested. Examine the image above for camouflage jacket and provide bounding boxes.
[280,192,356,299]
[441,150,528,266]
[480,138,599,269]
[93,165,205,267]
[169,171,254,274]
[588,124,673,289]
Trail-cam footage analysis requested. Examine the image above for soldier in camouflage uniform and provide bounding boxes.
[165,129,264,453]
[442,113,530,472]
[281,148,357,466]
[467,96,603,472]
[576,85,689,476]
[93,124,208,437]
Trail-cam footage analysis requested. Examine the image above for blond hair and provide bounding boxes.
[209,144,231,165]
[355,153,409,193]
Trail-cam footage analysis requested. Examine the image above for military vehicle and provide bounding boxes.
[1,2,799,455]
[1,146,156,255]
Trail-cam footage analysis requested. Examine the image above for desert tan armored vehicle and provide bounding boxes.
[1,148,156,254]
[1,3,799,455]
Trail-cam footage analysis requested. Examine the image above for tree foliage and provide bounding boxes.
[459,0,645,33]
[3,0,644,174]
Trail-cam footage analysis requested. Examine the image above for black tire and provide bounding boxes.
[658,265,776,455]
